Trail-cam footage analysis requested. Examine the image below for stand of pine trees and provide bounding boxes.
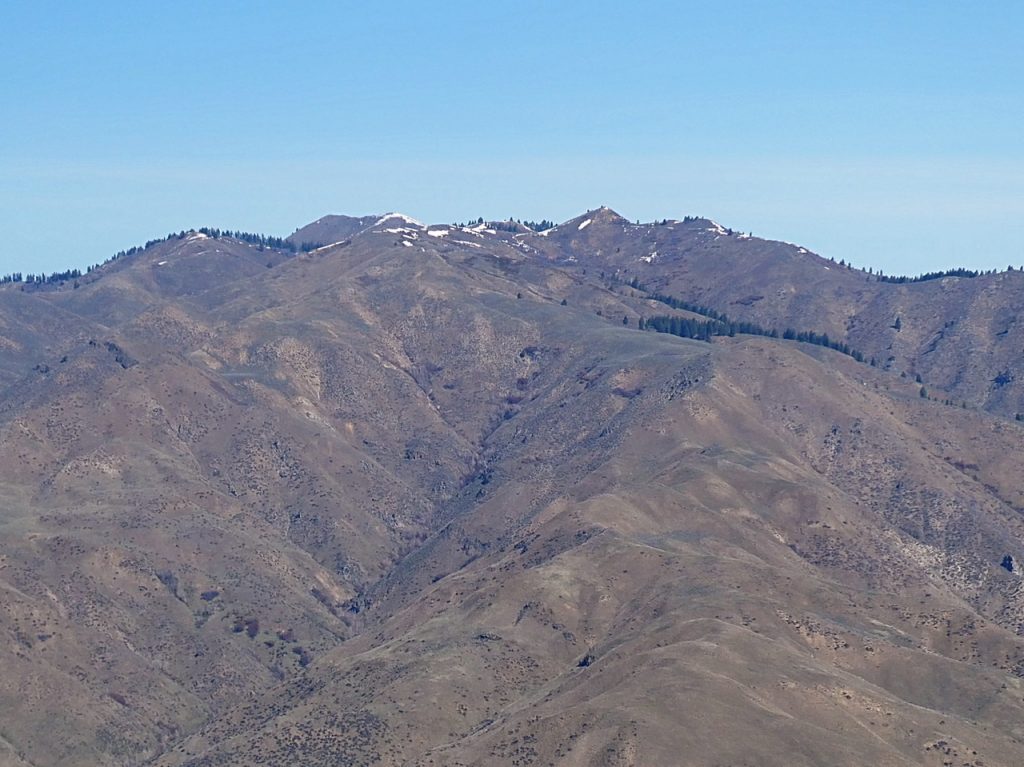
[615,275,866,363]
[876,267,981,284]
[2,228,324,289]
[1,268,81,286]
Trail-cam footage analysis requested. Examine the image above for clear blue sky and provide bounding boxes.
[2,1,1022,275]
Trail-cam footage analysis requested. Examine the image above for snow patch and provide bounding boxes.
[375,212,425,228]
[426,229,449,238]
[156,260,168,266]
[578,219,592,231]
[401,240,413,247]
[640,252,658,263]
[706,221,728,235]
[310,240,349,253]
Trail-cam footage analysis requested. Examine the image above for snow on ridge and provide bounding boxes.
[310,240,349,253]
[706,221,728,235]
[375,212,425,228]
[463,224,499,235]
[578,219,592,231]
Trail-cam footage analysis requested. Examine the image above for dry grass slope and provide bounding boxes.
[1,212,1023,765]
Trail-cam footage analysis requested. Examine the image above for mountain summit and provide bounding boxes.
[287,213,382,247]
[557,205,631,231]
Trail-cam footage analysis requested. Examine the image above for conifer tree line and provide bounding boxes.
[615,275,866,363]
[1,228,324,287]
[614,276,1019,417]
[875,267,984,283]
[195,228,324,252]
[459,217,556,233]
[643,314,779,342]
[522,219,556,232]
[452,217,557,231]
[197,228,299,251]
[835,261,1022,282]
[0,268,82,286]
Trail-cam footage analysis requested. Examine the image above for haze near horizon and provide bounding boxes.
[1,0,1022,275]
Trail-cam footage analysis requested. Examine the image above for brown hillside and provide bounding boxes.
[0,212,1022,766]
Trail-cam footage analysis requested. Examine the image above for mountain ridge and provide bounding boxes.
[1,206,1024,765]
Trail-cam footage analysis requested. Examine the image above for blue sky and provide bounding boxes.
[2,1,1022,275]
